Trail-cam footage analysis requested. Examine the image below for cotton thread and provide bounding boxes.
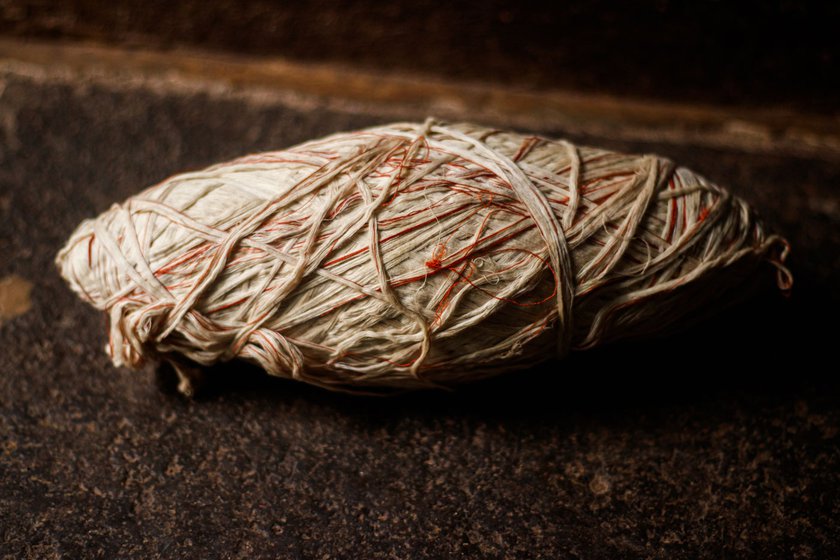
[56,120,792,395]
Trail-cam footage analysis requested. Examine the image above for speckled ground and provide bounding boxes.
[0,71,838,559]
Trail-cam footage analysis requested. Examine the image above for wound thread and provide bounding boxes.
[56,120,792,394]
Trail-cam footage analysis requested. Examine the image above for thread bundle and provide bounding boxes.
[56,120,791,395]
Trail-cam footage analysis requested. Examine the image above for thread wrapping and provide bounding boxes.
[56,120,792,394]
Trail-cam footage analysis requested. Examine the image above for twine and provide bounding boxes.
[56,120,792,395]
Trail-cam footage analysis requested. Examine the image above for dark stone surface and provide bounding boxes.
[0,73,838,558]
[2,1,840,111]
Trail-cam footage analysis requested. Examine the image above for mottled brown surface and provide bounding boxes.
[0,274,32,323]
[0,68,838,558]
[4,38,838,165]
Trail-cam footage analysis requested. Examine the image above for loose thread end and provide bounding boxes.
[168,358,205,398]
[766,235,794,296]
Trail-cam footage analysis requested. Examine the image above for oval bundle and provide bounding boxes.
[56,120,791,395]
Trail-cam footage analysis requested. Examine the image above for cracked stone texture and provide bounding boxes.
[0,73,838,559]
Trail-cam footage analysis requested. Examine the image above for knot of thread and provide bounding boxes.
[56,120,792,393]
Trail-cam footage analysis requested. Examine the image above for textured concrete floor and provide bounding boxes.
[0,63,838,558]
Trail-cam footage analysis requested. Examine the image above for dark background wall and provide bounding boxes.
[2,0,839,110]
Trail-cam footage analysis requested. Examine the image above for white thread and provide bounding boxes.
[56,120,792,394]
